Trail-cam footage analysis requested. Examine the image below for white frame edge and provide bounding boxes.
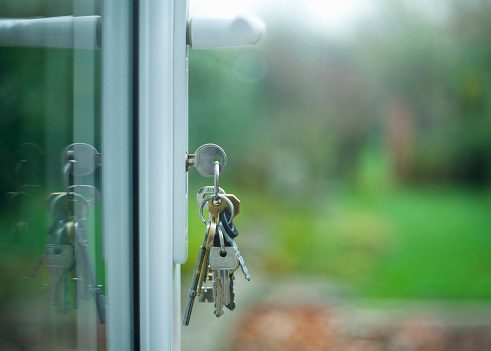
[102,0,134,350]
[173,0,189,264]
[139,0,182,349]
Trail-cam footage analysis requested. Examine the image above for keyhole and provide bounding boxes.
[219,250,227,257]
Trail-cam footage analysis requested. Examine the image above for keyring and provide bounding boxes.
[213,161,220,197]
[63,159,76,190]
[199,193,235,224]
[49,191,90,221]
[217,226,225,254]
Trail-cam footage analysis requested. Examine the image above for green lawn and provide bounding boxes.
[186,184,491,300]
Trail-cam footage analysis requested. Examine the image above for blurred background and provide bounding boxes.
[183,0,491,350]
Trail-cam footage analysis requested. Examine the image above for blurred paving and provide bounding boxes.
[182,275,491,351]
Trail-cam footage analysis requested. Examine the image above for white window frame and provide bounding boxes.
[102,0,135,350]
[138,0,188,349]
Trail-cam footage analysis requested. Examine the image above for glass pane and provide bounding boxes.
[0,2,116,350]
[184,0,491,350]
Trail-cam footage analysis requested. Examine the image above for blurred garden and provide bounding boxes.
[184,0,491,301]
[1,0,491,349]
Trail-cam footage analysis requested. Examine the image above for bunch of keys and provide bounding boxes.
[184,144,251,325]
[31,143,105,323]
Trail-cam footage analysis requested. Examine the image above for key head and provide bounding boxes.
[63,143,101,177]
[48,192,89,221]
[207,198,229,218]
[198,287,215,303]
[209,247,239,270]
[44,244,74,269]
[194,143,227,177]
[196,185,225,204]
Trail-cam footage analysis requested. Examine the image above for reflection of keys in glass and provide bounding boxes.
[44,244,74,314]
[63,143,101,177]
[74,220,106,324]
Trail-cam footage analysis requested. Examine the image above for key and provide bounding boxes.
[48,192,89,225]
[226,273,236,311]
[196,185,225,205]
[30,218,66,279]
[184,157,240,324]
[220,224,251,281]
[209,243,238,318]
[196,220,217,298]
[209,247,238,271]
[221,270,231,308]
[198,287,214,303]
[213,271,224,317]
[63,143,101,177]
[196,197,231,290]
[44,244,74,313]
[187,143,227,176]
[74,220,106,324]
[183,222,213,326]
[185,195,232,325]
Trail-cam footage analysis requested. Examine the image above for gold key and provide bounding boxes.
[207,197,230,218]
[196,219,216,295]
[222,194,240,217]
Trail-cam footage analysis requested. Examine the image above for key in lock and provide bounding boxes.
[186,143,227,176]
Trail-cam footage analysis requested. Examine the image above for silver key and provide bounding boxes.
[210,246,237,317]
[226,273,236,311]
[199,287,214,303]
[196,185,225,204]
[74,220,106,324]
[220,226,251,281]
[213,271,224,317]
[44,244,74,313]
[63,143,101,177]
[221,270,231,307]
[187,143,227,177]
[209,247,238,270]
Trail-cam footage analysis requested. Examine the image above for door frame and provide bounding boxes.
[138,0,187,349]
[102,0,135,350]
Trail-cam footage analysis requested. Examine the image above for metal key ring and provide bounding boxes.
[49,191,90,221]
[63,159,76,190]
[213,161,220,196]
[199,193,235,225]
[217,226,225,253]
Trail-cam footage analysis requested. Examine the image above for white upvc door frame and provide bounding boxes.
[102,0,135,350]
[139,0,188,349]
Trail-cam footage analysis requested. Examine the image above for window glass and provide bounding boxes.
[0,2,108,350]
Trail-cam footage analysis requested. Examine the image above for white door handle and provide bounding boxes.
[187,15,265,49]
[0,16,100,49]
